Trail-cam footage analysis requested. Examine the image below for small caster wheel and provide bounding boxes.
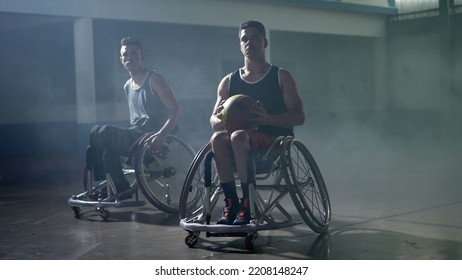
[71,206,81,218]
[97,207,110,221]
[185,233,198,248]
[245,233,258,250]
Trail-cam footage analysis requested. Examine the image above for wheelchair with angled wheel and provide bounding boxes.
[179,135,331,250]
[68,133,195,221]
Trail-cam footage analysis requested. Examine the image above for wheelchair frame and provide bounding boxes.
[68,133,195,221]
[179,136,331,250]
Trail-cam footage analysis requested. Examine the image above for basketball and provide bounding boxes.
[221,94,259,133]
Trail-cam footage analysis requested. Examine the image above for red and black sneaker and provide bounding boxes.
[233,198,251,225]
[217,198,239,225]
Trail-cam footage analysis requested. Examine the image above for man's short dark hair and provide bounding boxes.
[239,20,266,39]
[120,37,143,52]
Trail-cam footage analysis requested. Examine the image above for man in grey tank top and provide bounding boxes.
[85,37,181,200]
[210,20,305,225]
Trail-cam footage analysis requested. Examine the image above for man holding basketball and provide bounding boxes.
[210,20,305,225]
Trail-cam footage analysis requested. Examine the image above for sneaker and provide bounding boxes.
[117,186,136,201]
[232,198,251,225]
[88,190,108,200]
[217,198,238,225]
[88,187,135,201]
[88,181,134,201]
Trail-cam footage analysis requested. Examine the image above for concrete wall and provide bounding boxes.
[0,0,394,163]
[386,14,461,144]
[6,1,460,182]
[0,0,390,36]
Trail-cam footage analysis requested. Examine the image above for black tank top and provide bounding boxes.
[228,65,294,136]
[124,71,170,132]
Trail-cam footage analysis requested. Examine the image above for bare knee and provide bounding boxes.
[230,130,250,150]
[211,131,230,147]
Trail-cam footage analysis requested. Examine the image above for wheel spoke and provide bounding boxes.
[283,139,331,233]
[135,135,195,213]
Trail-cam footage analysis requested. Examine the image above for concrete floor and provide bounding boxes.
[1,138,461,260]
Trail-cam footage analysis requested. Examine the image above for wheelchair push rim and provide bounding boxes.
[135,134,195,214]
[179,143,222,223]
[282,137,331,233]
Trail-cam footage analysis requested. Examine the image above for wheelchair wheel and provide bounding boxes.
[179,143,222,223]
[135,134,195,214]
[282,138,331,233]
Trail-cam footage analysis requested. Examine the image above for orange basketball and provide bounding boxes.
[221,94,259,133]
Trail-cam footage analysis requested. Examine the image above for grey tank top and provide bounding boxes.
[124,70,170,132]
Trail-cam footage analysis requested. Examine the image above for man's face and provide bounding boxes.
[120,45,143,72]
[239,27,267,58]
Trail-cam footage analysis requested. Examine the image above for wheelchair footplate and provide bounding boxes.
[180,218,300,250]
[68,190,145,221]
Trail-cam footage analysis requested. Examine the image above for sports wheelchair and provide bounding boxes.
[179,135,331,250]
[68,133,195,221]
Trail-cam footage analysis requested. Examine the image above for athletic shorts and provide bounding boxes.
[248,131,279,150]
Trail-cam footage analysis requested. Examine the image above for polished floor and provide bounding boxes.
[1,137,461,260]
